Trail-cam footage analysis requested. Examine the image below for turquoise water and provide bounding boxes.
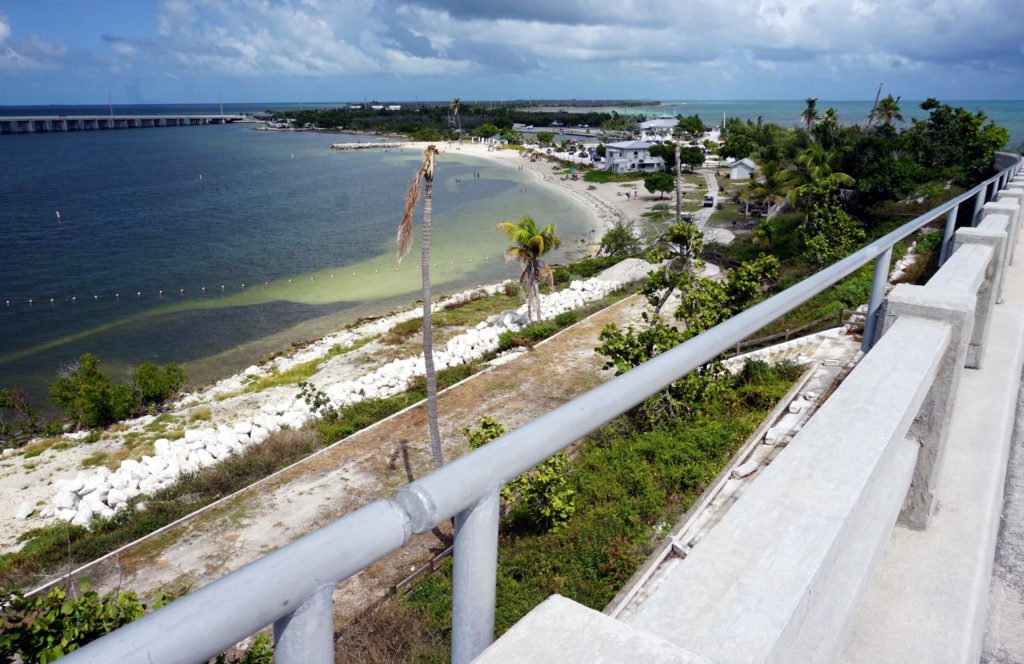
[0,124,592,402]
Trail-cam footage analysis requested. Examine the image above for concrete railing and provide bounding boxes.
[622,172,1022,663]
[62,157,1022,664]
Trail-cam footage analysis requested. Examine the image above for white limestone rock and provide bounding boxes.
[15,501,34,520]
[54,490,78,510]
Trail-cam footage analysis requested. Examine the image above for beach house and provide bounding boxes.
[639,116,678,142]
[729,157,758,180]
[603,141,665,174]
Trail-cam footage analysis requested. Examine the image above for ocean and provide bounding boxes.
[2,99,1021,406]
[570,100,1024,147]
[0,121,592,404]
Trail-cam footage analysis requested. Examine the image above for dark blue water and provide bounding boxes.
[0,123,591,403]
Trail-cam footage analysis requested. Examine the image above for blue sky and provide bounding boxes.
[1,0,1022,105]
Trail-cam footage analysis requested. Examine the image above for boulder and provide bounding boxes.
[56,508,77,522]
[54,491,78,510]
[154,438,171,454]
[233,421,252,435]
[107,488,129,505]
[71,504,93,526]
[65,477,85,494]
[15,501,34,520]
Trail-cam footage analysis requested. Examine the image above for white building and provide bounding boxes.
[639,116,678,142]
[729,158,758,180]
[604,141,665,174]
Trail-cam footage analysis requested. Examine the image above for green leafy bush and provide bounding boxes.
[462,417,575,532]
[48,355,137,429]
[49,355,187,429]
[0,582,174,663]
[131,363,187,407]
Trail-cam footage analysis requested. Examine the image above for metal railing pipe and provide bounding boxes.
[62,500,410,664]
[861,247,893,351]
[274,584,335,663]
[451,488,501,664]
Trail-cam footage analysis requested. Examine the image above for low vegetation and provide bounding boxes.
[344,360,803,661]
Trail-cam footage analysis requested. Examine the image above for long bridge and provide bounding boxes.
[0,114,246,135]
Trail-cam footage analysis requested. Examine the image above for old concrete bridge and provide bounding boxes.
[0,114,245,135]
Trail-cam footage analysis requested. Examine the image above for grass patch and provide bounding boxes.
[377,361,805,661]
[583,170,644,183]
[188,408,212,423]
[144,414,180,432]
[81,451,110,468]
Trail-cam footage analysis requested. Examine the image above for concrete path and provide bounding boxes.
[983,366,1024,663]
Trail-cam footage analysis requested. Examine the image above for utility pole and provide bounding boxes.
[108,91,113,117]
[219,93,224,116]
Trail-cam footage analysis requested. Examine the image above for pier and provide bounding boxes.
[0,114,246,135]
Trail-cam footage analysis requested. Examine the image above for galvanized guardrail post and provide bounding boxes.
[451,487,501,664]
[972,186,988,226]
[274,584,335,663]
[939,204,960,266]
[861,246,893,351]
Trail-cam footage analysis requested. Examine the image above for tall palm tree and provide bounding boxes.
[397,144,445,469]
[674,143,682,224]
[497,217,561,323]
[869,94,904,127]
[449,98,462,134]
[800,98,819,133]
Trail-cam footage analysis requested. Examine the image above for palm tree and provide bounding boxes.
[800,98,819,133]
[789,144,855,186]
[674,143,682,224]
[449,98,462,134]
[747,161,791,218]
[397,144,445,469]
[497,217,561,323]
[869,94,904,127]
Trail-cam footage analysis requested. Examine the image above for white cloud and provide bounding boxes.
[0,12,68,71]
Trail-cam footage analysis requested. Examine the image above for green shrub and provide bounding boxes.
[462,417,575,532]
[48,355,187,429]
[553,311,580,327]
[132,363,187,406]
[0,582,174,663]
[0,582,270,664]
[49,355,138,429]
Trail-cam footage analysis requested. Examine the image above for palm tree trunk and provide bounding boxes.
[675,144,681,224]
[421,178,444,469]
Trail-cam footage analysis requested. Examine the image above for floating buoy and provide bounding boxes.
[159,290,164,295]
[49,298,54,303]
[241,283,245,288]
[5,300,9,306]
[136,291,141,297]
[28,299,33,304]
[94,295,99,300]
[55,210,61,222]
[180,288,185,293]
[72,296,77,301]
[115,293,119,298]
[220,285,225,289]
[199,174,203,181]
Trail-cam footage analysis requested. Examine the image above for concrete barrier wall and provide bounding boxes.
[619,169,1023,662]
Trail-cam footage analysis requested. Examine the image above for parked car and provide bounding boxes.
[703,194,715,208]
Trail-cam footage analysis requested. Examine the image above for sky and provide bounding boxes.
[1,0,1022,105]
